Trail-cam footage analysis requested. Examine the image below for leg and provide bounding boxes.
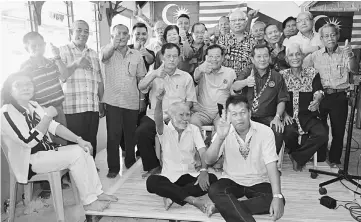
[283,120,299,153]
[122,109,139,168]
[85,112,100,159]
[135,116,159,171]
[252,116,283,154]
[318,97,332,162]
[106,105,123,175]
[179,173,218,198]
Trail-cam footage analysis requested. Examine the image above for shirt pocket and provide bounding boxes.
[174,84,187,101]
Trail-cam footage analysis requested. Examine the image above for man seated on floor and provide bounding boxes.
[191,44,237,128]
[137,43,197,178]
[232,44,298,154]
[204,95,285,222]
[280,43,328,171]
[146,88,218,213]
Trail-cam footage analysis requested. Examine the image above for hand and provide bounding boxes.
[216,109,231,139]
[137,4,143,17]
[44,106,58,118]
[139,44,148,57]
[246,75,255,87]
[247,9,259,19]
[195,171,210,191]
[156,88,166,101]
[308,100,320,112]
[50,43,60,57]
[214,25,220,37]
[111,34,122,49]
[199,61,212,74]
[269,197,284,221]
[99,103,106,118]
[343,39,353,56]
[132,5,138,17]
[155,64,167,78]
[179,29,187,42]
[139,99,147,112]
[283,113,293,126]
[313,91,323,102]
[270,116,284,133]
[303,45,319,55]
[271,43,283,57]
[77,138,93,155]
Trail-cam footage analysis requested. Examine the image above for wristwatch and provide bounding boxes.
[275,114,281,119]
[273,193,284,199]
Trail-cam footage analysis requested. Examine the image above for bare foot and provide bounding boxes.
[205,203,217,217]
[84,200,110,212]
[192,198,207,213]
[98,193,118,202]
[289,154,302,172]
[141,166,161,178]
[163,198,173,210]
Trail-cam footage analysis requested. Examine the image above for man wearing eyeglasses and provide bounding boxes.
[303,23,359,168]
[147,21,167,54]
[283,12,323,56]
[101,24,147,178]
[189,23,209,77]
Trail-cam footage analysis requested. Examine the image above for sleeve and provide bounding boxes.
[157,124,169,144]
[261,128,279,165]
[277,74,290,103]
[193,126,206,150]
[154,52,162,70]
[312,72,323,94]
[137,54,147,78]
[211,133,225,158]
[185,76,197,103]
[236,66,251,80]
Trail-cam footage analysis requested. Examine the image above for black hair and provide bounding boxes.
[1,71,33,105]
[282,17,296,30]
[264,23,280,33]
[177,14,190,20]
[225,95,250,111]
[163,25,180,43]
[160,43,181,56]
[23,32,44,45]
[251,44,271,57]
[205,44,224,56]
[132,22,148,32]
[191,22,207,33]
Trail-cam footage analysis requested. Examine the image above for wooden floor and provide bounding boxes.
[86,156,358,222]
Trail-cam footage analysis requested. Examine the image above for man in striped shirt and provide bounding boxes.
[21,32,68,146]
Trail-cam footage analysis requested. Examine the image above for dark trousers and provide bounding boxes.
[252,116,299,154]
[319,92,348,164]
[146,173,218,206]
[106,104,138,171]
[135,116,159,171]
[289,118,328,166]
[66,111,99,158]
[208,179,285,222]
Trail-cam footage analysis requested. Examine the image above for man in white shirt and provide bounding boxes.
[146,88,218,212]
[204,95,285,222]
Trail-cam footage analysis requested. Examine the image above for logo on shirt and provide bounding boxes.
[269,81,275,88]
[223,79,228,84]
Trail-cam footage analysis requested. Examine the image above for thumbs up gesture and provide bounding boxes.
[247,9,259,19]
[214,25,220,37]
[272,43,283,57]
[343,39,353,57]
[50,43,60,57]
[179,29,187,42]
[139,42,148,56]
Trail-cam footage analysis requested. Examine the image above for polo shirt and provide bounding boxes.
[236,67,290,118]
[128,44,155,72]
[158,121,205,182]
[195,66,236,114]
[212,120,279,187]
[283,31,323,53]
[141,68,197,120]
[100,45,147,110]
[303,46,350,90]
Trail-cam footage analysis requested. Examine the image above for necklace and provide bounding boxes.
[252,69,272,113]
[234,131,252,160]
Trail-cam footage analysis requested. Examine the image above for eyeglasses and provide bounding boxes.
[296,18,311,24]
[230,18,247,23]
[322,33,337,39]
[207,55,222,60]
[13,81,34,90]
[193,31,205,36]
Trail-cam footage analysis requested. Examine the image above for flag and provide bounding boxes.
[351,11,361,49]
[153,2,199,26]
[199,1,247,28]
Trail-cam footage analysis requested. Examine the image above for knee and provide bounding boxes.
[208,181,223,200]
[315,130,328,144]
[146,175,158,193]
[71,145,85,157]
[208,173,218,185]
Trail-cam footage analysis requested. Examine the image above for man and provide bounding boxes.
[282,17,298,40]
[100,24,147,178]
[59,20,104,159]
[191,44,236,128]
[204,95,285,222]
[189,23,208,76]
[219,16,231,36]
[283,12,323,56]
[303,23,359,167]
[280,43,328,171]
[264,24,289,72]
[232,44,297,154]
[137,43,197,178]
[146,89,218,212]
[251,21,267,45]
[217,9,256,76]
[176,14,193,44]
[147,21,167,54]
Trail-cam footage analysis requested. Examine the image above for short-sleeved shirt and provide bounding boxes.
[280,67,323,133]
[59,42,102,114]
[128,44,155,72]
[283,31,323,53]
[158,122,205,182]
[303,46,350,90]
[195,66,237,113]
[217,32,256,76]
[141,69,197,120]
[20,58,65,107]
[100,46,147,110]
[212,121,279,187]
[236,67,290,118]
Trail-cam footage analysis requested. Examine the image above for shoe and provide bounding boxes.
[107,172,118,178]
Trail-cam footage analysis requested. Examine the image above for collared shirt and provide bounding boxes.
[128,44,155,72]
[268,44,290,72]
[212,121,279,187]
[158,122,205,182]
[189,42,208,76]
[100,45,147,110]
[280,68,323,133]
[20,58,65,107]
[141,68,197,120]
[283,31,323,53]
[1,101,60,183]
[303,46,350,90]
[59,42,102,114]
[147,38,163,55]
[236,67,290,118]
[216,32,256,76]
[195,66,236,113]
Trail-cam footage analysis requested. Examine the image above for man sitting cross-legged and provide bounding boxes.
[204,95,285,222]
[146,88,218,213]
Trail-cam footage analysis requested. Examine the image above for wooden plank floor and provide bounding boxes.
[86,157,358,222]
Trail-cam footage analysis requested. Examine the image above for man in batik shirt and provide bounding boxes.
[280,43,328,171]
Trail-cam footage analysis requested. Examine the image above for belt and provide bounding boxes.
[323,88,348,94]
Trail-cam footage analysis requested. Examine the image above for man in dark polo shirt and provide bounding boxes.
[232,44,297,154]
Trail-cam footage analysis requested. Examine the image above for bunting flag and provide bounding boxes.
[199,1,247,28]
[351,11,361,49]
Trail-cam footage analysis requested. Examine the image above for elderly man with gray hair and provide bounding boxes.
[280,43,328,171]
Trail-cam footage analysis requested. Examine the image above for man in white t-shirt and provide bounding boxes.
[191,44,237,128]
[204,95,285,222]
